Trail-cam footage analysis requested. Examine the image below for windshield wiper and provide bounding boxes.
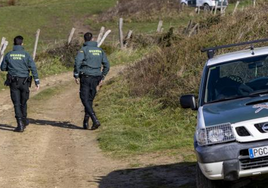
[249,89,268,96]
[207,96,246,104]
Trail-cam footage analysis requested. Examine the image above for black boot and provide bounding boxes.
[83,114,90,129]
[90,113,101,130]
[14,118,25,132]
[22,117,29,127]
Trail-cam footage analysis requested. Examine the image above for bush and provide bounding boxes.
[37,40,81,68]
[8,0,15,6]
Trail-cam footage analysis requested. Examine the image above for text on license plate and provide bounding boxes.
[249,146,268,159]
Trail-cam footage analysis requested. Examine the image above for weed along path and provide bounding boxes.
[0,66,195,188]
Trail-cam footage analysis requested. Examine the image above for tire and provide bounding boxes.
[196,164,223,188]
[203,3,210,12]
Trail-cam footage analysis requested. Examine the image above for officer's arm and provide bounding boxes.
[28,55,40,86]
[0,54,9,71]
[101,51,110,80]
[74,49,84,78]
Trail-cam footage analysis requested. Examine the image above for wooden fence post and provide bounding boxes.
[68,27,76,45]
[253,0,256,8]
[184,20,193,34]
[119,18,124,49]
[197,6,200,14]
[97,27,105,44]
[0,41,8,66]
[188,23,199,37]
[214,4,218,15]
[123,30,133,48]
[98,30,112,47]
[33,29,40,61]
[157,20,163,33]
[232,1,240,15]
[0,37,6,50]
[220,1,224,15]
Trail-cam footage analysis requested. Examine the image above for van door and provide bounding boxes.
[196,0,203,7]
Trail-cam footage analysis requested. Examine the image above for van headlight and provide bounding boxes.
[196,123,235,146]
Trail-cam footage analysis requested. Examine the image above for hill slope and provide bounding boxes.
[0,0,117,51]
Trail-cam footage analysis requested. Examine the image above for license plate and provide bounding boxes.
[249,146,268,159]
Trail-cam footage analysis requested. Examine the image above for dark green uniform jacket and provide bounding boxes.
[0,45,40,85]
[74,41,110,80]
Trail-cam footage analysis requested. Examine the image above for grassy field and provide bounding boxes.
[96,77,196,160]
[0,0,117,52]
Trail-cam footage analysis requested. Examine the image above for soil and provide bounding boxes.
[0,66,196,188]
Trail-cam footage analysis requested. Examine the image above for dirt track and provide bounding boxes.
[0,66,195,188]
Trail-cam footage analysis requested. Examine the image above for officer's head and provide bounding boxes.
[14,36,23,46]
[84,32,93,42]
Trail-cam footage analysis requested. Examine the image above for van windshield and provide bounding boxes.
[204,55,268,103]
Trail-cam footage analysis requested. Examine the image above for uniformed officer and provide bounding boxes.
[0,36,40,132]
[74,32,110,130]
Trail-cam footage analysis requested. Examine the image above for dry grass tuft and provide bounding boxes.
[8,0,15,6]
[99,0,181,22]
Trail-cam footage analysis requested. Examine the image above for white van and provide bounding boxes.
[180,0,228,10]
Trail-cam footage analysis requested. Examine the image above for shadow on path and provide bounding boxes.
[96,161,268,188]
[28,118,83,130]
[97,162,196,188]
[0,124,15,132]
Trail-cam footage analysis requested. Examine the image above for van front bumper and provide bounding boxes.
[195,139,268,180]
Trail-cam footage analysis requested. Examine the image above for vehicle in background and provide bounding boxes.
[180,0,228,10]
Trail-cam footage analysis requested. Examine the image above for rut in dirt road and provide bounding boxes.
[0,66,195,188]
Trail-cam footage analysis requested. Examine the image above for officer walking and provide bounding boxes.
[0,36,40,132]
[74,32,110,130]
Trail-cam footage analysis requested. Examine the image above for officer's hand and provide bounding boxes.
[75,78,80,85]
[36,84,40,91]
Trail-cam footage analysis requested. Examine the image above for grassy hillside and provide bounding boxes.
[95,0,268,159]
[0,0,117,51]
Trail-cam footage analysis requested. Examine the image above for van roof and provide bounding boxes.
[207,46,268,66]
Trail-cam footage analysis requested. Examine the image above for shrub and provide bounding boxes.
[37,40,81,68]
[8,0,15,6]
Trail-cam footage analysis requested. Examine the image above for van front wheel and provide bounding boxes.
[203,3,210,11]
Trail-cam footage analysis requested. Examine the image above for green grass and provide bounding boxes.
[93,8,198,40]
[95,77,196,157]
[37,57,70,78]
[91,1,254,46]
[0,0,117,52]
[94,16,192,35]
[0,73,6,91]
[108,46,158,66]
[31,86,61,101]
[226,0,257,13]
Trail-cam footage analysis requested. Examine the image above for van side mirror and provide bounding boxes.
[180,95,197,110]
